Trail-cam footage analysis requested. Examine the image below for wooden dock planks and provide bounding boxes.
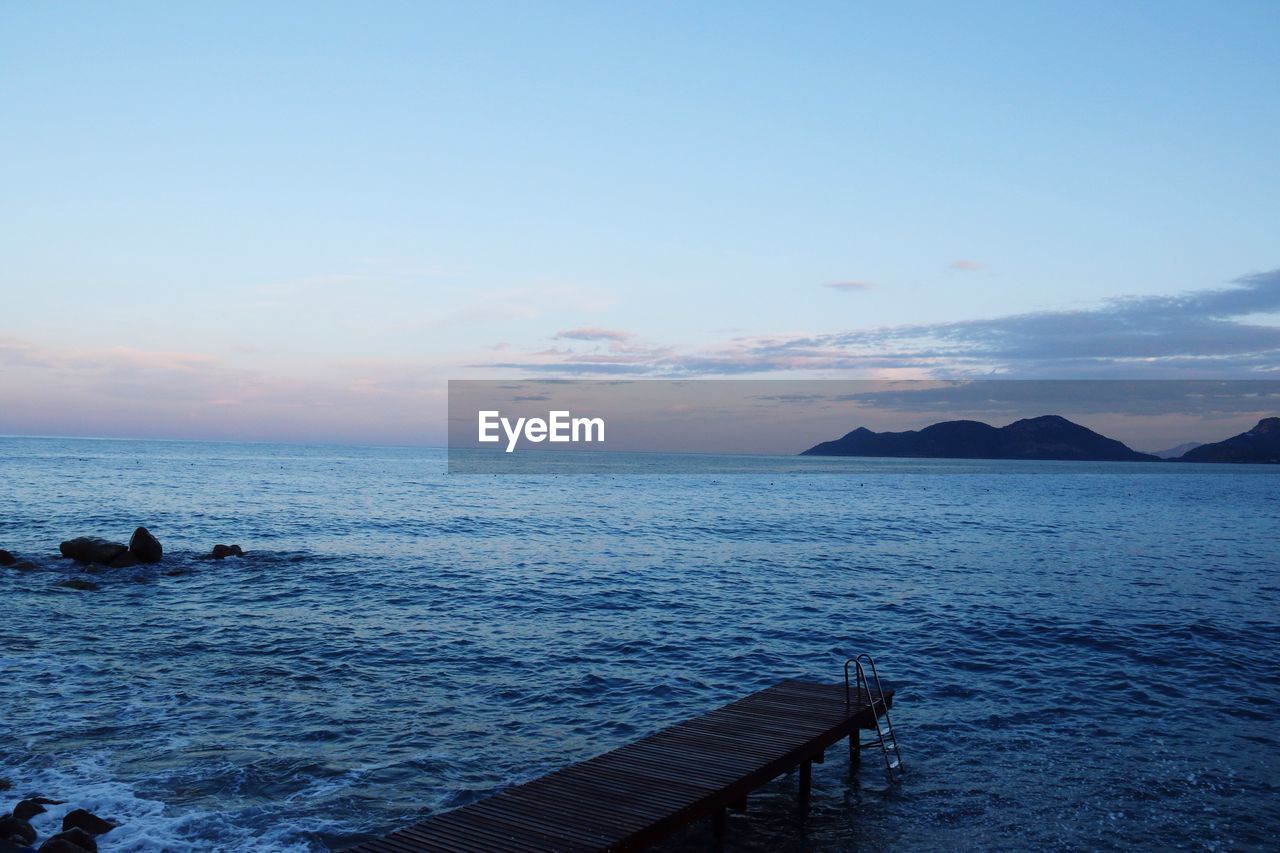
[355,679,893,852]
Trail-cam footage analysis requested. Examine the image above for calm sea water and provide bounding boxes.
[1,437,1278,851]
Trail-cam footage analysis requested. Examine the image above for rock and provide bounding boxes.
[13,798,45,820]
[39,828,99,852]
[128,526,163,563]
[0,815,35,845]
[108,552,142,569]
[0,777,9,790]
[209,544,244,559]
[61,808,117,836]
[56,578,100,591]
[0,549,14,566]
[9,560,41,571]
[59,538,128,565]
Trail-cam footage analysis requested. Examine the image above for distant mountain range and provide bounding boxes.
[801,415,1280,464]
[1149,441,1203,459]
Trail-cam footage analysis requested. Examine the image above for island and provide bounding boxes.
[800,415,1158,461]
[1174,417,1280,463]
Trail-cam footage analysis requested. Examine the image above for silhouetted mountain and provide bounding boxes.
[801,415,1159,462]
[1150,441,1203,459]
[1175,418,1280,463]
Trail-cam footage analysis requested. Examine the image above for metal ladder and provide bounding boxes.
[844,653,904,780]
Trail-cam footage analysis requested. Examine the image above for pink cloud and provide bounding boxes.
[823,281,874,292]
[0,335,453,444]
[948,259,984,271]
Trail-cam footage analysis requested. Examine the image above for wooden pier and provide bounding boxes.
[355,679,894,852]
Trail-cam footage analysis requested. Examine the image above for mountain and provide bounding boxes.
[1150,441,1203,459]
[801,415,1159,462]
[1175,417,1280,463]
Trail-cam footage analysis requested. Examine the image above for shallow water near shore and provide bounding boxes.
[2,436,1278,851]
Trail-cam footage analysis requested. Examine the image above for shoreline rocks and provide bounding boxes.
[56,527,165,574]
[59,538,129,565]
[0,798,116,852]
[0,550,40,572]
[0,814,36,846]
[20,529,247,590]
[61,809,117,837]
[13,799,46,820]
[128,527,162,564]
[41,826,99,852]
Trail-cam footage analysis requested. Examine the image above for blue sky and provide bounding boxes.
[2,2,1278,443]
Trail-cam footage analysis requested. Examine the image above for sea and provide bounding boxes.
[1,436,1278,851]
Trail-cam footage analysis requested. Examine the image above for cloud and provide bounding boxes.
[554,326,634,342]
[823,281,874,292]
[948,259,984,271]
[0,336,453,444]
[758,379,1280,418]
[497,269,1280,378]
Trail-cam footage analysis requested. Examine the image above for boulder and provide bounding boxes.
[0,549,14,566]
[56,578,100,592]
[39,828,98,853]
[209,544,244,559]
[108,552,142,569]
[59,538,128,565]
[0,815,35,845]
[9,560,41,571]
[128,527,163,563]
[61,809,117,836]
[13,798,45,820]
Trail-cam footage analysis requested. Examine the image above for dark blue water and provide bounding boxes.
[2,437,1278,851]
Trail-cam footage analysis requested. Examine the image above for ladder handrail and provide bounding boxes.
[842,653,904,780]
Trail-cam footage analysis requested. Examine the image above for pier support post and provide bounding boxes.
[712,807,727,838]
[849,730,861,765]
[799,759,812,805]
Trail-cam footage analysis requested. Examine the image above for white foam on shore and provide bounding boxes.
[8,756,323,852]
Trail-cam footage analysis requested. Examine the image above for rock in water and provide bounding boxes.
[0,815,36,845]
[13,798,46,820]
[59,538,128,565]
[108,552,142,569]
[61,809,117,836]
[56,578,100,591]
[128,526,163,563]
[0,549,14,566]
[39,828,99,852]
[210,544,244,559]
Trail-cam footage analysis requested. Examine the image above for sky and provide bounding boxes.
[2,2,1278,445]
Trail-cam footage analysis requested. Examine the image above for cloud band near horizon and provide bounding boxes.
[490,270,1280,378]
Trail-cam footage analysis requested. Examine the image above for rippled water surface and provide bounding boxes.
[2,437,1278,851]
